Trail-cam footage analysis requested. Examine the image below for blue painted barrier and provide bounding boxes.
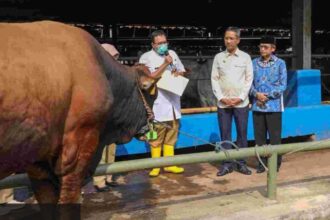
[117,69,329,156]
[285,69,321,107]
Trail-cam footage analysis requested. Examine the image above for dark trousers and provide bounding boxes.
[14,187,32,202]
[217,106,249,167]
[253,112,282,168]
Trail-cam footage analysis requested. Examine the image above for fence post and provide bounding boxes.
[267,152,278,199]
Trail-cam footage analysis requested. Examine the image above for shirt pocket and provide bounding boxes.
[232,63,246,76]
[234,63,247,69]
[233,59,247,70]
[217,61,228,76]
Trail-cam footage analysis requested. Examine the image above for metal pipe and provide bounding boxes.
[181,107,217,114]
[114,37,291,41]
[119,54,295,61]
[119,54,330,61]
[95,140,330,175]
[0,173,30,189]
[1,140,330,196]
[267,153,278,199]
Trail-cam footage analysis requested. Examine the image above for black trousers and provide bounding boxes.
[217,106,249,166]
[253,112,282,168]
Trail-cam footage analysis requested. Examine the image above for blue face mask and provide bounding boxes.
[156,43,168,55]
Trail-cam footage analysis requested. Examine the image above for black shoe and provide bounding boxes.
[81,182,97,195]
[216,166,233,176]
[94,185,111,192]
[277,165,281,172]
[236,165,252,175]
[105,180,119,187]
[256,165,266,174]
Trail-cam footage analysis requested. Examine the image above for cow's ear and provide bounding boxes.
[134,63,151,77]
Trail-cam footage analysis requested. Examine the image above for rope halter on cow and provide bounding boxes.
[135,75,157,141]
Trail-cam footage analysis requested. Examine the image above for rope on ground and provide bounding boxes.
[254,140,330,170]
[153,119,243,167]
[255,145,270,171]
[255,140,330,171]
[283,139,329,156]
[152,120,328,170]
[153,119,222,149]
[322,82,330,94]
[153,119,273,168]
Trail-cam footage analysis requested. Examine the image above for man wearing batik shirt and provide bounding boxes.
[250,36,287,173]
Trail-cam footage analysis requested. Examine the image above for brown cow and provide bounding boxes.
[0,21,162,206]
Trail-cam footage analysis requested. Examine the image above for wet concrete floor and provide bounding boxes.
[81,148,330,219]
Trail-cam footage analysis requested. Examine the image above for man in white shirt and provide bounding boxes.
[139,30,186,177]
[211,27,253,176]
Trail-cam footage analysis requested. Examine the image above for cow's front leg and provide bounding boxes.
[56,126,100,204]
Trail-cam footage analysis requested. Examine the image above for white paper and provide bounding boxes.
[156,70,189,96]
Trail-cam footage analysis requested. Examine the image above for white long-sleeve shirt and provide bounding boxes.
[139,49,185,122]
[211,49,253,108]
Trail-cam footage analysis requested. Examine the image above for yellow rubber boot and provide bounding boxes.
[163,144,184,174]
[149,146,161,177]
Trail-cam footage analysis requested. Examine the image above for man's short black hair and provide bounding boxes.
[151,30,167,43]
[260,36,276,45]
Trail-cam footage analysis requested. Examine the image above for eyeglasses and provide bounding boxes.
[258,45,272,49]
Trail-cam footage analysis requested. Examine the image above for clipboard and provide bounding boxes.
[156,70,189,96]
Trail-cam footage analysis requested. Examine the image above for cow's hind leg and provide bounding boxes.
[26,163,60,204]
[56,125,101,204]
[26,164,60,220]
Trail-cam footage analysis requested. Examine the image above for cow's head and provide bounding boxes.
[130,64,159,140]
[133,64,155,90]
[133,63,158,98]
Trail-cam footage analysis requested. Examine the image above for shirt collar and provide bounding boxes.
[225,48,240,57]
[257,54,278,67]
[258,54,278,62]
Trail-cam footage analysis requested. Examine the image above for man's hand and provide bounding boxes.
[256,100,266,108]
[172,71,184,77]
[164,55,173,65]
[229,98,243,106]
[220,98,233,106]
[256,92,268,102]
[220,98,243,107]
